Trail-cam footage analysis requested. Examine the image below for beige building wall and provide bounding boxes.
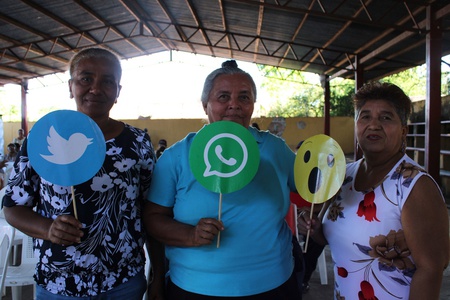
[2,116,355,154]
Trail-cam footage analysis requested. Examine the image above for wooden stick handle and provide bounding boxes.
[216,193,223,248]
[71,186,78,220]
[303,203,315,253]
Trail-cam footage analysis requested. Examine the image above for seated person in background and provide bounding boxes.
[251,122,260,130]
[0,143,18,188]
[156,139,167,159]
[14,143,21,154]
[12,128,25,149]
[2,143,18,164]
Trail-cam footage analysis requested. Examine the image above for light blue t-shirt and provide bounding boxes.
[147,127,296,296]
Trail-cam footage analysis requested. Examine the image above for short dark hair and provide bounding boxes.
[251,122,260,130]
[353,81,411,126]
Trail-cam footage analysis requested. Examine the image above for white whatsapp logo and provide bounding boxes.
[203,133,248,178]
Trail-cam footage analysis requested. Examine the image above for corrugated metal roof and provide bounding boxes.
[0,0,449,86]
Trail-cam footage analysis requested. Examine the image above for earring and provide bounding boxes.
[401,140,406,154]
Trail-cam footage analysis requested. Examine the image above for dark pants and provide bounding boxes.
[167,270,301,300]
[292,235,305,299]
[302,238,325,284]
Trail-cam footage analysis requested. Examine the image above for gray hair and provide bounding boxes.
[69,48,122,82]
[201,60,257,105]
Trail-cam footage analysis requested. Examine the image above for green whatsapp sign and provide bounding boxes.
[189,121,260,194]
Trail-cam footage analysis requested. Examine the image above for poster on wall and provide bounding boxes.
[267,117,286,137]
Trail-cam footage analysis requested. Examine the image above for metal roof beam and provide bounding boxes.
[252,0,265,62]
[228,0,426,33]
[155,0,196,54]
[329,4,430,78]
[0,34,67,65]
[0,64,39,77]
[331,3,450,79]
[278,0,315,66]
[185,0,215,56]
[0,11,73,53]
[301,0,372,71]
[218,0,233,58]
[119,0,174,51]
[73,0,146,55]
[22,0,99,46]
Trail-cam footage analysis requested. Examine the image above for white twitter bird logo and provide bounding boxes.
[40,126,93,165]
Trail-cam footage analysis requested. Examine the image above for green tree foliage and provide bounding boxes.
[382,64,449,96]
[329,78,355,117]
[268,87,323,117]
[258,61,450,119]
[258,65,354,117]
[0,89,21,122]
[381,66,426,97]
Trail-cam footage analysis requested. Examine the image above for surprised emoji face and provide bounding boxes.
[294,134,346,204]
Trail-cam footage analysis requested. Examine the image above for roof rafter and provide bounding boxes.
[330,3,450,79]
[218,0,233,58]
[73,0,147,55]
[119,0,174,51]
[185,0,216,56]
[278,0,315,66]
[0,0,448,86]
[228,0,427,34]
[155,0,196,54]
[301,0,373,71]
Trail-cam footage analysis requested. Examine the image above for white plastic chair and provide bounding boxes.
[2,227,37,300]
[317,247,328,285]
[0,225,15,296]
[142,243,151,300]
[0,187,6,218]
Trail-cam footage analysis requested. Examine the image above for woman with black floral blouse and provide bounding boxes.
[298,82,449,300]
[2,48,165,300]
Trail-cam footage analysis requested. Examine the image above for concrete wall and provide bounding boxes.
[3,116,355,154]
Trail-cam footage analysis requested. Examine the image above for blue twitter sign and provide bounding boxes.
[28,110,106,186]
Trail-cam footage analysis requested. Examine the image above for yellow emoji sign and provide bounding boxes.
[294,134,345,204]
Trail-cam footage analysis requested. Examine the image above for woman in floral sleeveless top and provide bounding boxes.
[298,82,449,300]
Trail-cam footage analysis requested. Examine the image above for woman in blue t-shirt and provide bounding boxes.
[144,60,302,299]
